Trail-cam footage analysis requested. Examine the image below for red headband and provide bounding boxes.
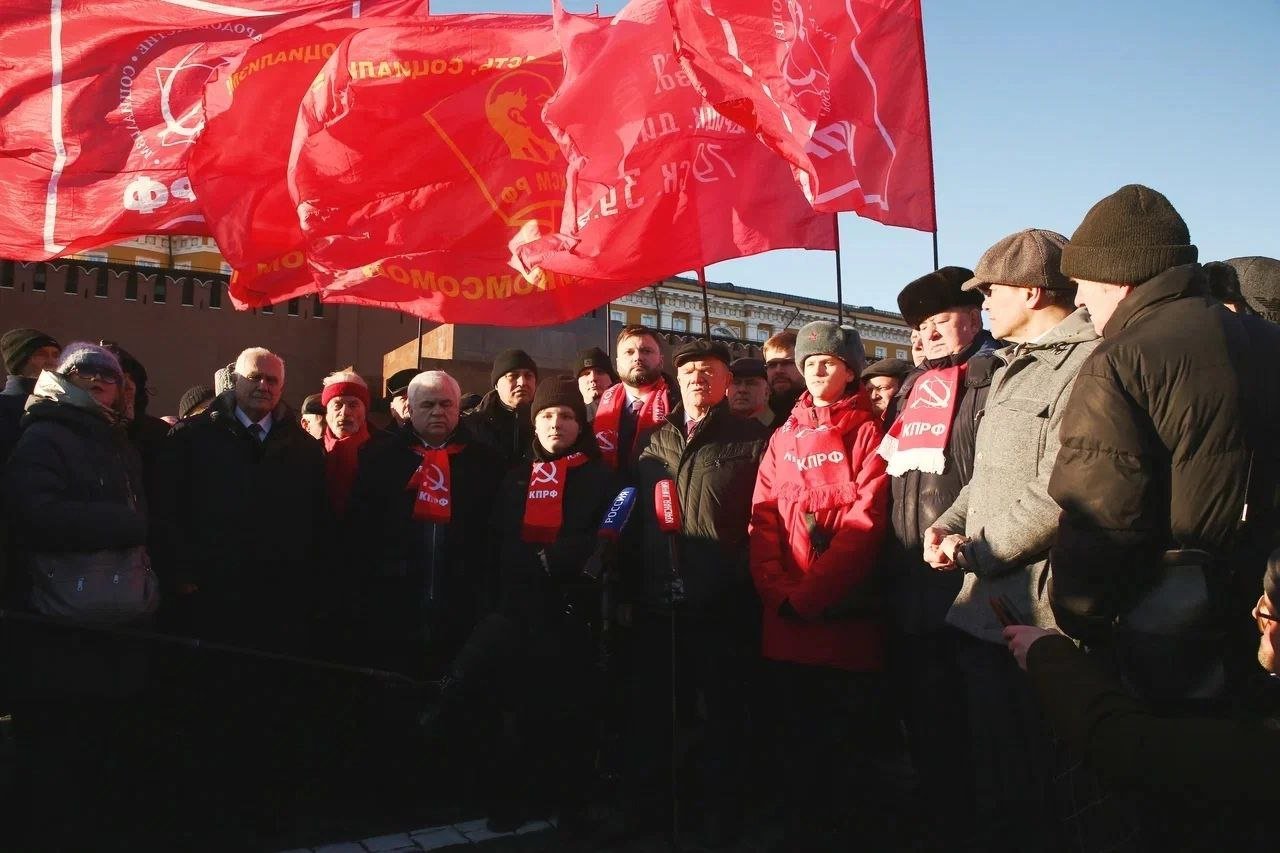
[321,381,370,408]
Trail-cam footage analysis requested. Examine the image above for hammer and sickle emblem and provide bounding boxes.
[909,377,952,410]
[596,430,617,452]
[421,463,447,492]
[530,462,560,486]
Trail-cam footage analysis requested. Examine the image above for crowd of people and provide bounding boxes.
[1,184,1279,852]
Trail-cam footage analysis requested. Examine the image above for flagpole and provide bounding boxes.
[416,316,423,368]
[603,301,612,350]
[698,267,712,341]
[833,213,844,325]
[916,2,941,270]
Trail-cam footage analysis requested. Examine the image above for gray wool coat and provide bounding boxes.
[933,308,1100,643]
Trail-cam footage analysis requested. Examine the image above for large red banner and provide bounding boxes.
[187,6,429,309]
[512,0,835,284]
[288,15,642,325]
[0,0,413,260]
[668,0,936,231]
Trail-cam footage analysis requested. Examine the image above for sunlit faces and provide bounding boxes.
[917,307,982,360]
[66,368,120,409]
[412,392,459,444]
[577,368,614,405]
[979,283,1038,342]
[326,395,366,437]
[677,358,730,415]
[233,355,284,421]
[22,344,61,379]
[616,334,664,389]
[762,344,802,396]
[1073,279,1133,336]
[496,369,537,408]
[802,354,854,406]
[534,405,580,455]
[867,376,901,416]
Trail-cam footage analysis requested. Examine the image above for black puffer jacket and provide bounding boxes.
[631,401,768,612]
[1049,265,1280,644]
[150,390,327,648]
[0,374,36,464]
[344,420,503,674]
[886,331,1000,634]
[463,389,533,469]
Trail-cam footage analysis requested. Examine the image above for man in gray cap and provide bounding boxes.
[1049,185,1280,711]
[860,357,912,421]
[624,337,768,846]
[922,228,1099,851]
[728,357,773,428]
[1,327,60,463]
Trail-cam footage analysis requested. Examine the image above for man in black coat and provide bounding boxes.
[880,266,1000,847]
[1049,185,1280,703]
[625,339,768,846]
[345,368,504,679]
[462,348,538,468]
[152,347,327,651]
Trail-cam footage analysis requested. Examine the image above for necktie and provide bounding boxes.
[248,423,265,442]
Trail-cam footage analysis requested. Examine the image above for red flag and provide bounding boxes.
[512,0,834,284]
[668,0,936,231]
[289,15,641,325]
[187,5,429,309]
[0,0,408,261]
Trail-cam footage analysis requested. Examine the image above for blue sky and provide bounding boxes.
[432,0,1279,313]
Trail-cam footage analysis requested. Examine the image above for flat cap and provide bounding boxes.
[729,357,767,379]
[673,339,732,368]
[963,229,1074,292]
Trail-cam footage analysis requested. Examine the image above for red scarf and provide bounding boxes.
[521,452,590,544]
[407,443,465,523]
[780,392,865,489]
[593,379,670,470]
[878,365,965,476]
[324,425,370,518]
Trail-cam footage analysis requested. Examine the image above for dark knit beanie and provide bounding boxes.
[1060,184,1198,285]
[177,384,215,419]
[1226,256,1280,324]
[2,327,60,375]
[794,321,866,376]
[490,348,539,388]
[574,346,617,380]
[862,357,914,383]
[530,376,588,426]
[896,266,980,328]
[1265,548,1280,610]
[56,341,124,384]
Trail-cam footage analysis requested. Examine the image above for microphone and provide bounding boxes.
[582,487,638,580]
[654,479,684,604]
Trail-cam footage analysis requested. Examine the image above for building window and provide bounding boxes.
[287,298,300,316]
[94,269,108,298]
[609,309,626,324]
[153,279,166,304]
[209,281,222,309]
[0,260,12,288]
[64,273,77,295]
[313,296,325,318]
[262,301,273,314]
[33,266,46,292]
[125,274,138,301]
[756,328,770,341]
[181,279,194,306]
[671,316,687,332]
[641,313,657,327]
[897,349,908,360]
[874,346,887,359]
[219,261,232,275]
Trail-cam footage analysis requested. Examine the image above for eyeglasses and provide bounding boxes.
[70,369,120,385]
[1257,602,1278,633]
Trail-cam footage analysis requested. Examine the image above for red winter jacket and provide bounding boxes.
[749,389,890,671]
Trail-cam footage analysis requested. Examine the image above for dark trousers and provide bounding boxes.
[955,632,1060,853]
[625,606,756,833]
[889,627,975,849]
[767,661,887,844]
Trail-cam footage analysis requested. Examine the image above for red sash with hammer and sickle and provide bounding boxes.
[521,452,590,544]
[593,379,670,470]
[878,365,965,476]
[408,444,465,523]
